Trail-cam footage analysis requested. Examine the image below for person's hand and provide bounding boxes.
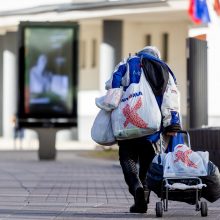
[166,132,177,136]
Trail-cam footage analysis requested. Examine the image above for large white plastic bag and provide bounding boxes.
[103,88,123,109]
[163,144,209,177]
[95,96,112,111]
[91,110,116,146]
[95,88,123,111]
[111,71,161,140]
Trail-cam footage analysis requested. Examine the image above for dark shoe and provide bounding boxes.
[129,203,148,213]
[129,187,148,213]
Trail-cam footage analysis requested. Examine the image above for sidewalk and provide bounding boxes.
[0,137,96,151]
[0,150,219,220]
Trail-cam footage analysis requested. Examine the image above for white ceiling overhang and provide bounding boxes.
[0,0,189,32]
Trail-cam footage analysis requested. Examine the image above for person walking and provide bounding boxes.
[105,46,182,213]
[12,114,24,150]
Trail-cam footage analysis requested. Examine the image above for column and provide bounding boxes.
[99,20,123,93]
[0,36,3,136]
[2,32,18,138]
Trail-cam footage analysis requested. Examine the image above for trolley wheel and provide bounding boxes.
[156,202,163,217]
[201,201,208,217]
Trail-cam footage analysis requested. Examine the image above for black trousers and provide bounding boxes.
[118,136,155,196]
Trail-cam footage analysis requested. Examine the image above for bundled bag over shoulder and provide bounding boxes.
[91,110,116,146]
[111,70,161,140]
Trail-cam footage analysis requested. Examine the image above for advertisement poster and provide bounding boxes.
[23,26,75,117]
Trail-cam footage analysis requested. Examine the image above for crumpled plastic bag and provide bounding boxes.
[163,144,209,177]
[165,182,206,190]
[91,110,116,146]
[95,88,123,111]
[200,161,220,202]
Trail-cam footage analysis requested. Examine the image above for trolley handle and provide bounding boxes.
[177,130,191,148]
[159,130,191,153]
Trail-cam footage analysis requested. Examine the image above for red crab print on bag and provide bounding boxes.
[122,97,148,128]
[173,145,197,168]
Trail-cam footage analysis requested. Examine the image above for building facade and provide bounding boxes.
[0,0,219,143]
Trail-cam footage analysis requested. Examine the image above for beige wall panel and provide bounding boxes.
[79,21,101,91]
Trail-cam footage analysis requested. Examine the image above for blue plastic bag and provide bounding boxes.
[166,132,184,153]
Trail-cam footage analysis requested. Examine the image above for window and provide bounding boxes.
[91,39,97,68]
[145,34,151,46]
[162,33,169,62]
[80,40,86,68]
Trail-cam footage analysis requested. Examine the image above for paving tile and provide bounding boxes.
[0,150,219,220]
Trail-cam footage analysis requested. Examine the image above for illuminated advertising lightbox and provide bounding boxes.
[18,22,78,127]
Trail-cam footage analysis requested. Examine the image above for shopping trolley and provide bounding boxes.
[155,131,208,217]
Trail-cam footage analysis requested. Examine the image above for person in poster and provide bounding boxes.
[29,53,69,114]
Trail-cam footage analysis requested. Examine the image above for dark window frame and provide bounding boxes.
[162,33,169,62]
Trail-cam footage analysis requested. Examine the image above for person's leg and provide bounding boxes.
[18,128,24,150]
[118,137,148,213]
[118,140,141,196]
[138,141,155,186]
[138,141,156,203]
[13,127,18,150]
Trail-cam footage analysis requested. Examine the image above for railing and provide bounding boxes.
[189,127,220,168]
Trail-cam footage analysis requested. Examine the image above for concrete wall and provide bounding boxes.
[0,36,3,136]
[207,15,220,126]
